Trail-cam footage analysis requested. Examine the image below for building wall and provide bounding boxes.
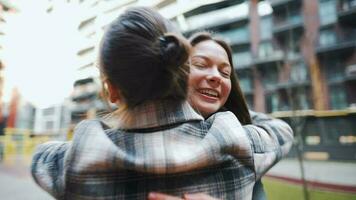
[34,104,71,136]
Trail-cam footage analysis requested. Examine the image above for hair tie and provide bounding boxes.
[159,36,168,60]
[159,36,167,48]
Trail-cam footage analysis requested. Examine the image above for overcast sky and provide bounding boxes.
[2,1,81,108]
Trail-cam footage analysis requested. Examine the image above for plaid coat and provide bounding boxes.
[31,100,293,200]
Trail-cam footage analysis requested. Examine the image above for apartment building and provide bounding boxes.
[39,0,355,160]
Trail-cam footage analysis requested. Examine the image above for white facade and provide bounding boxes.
[34,104,71,136]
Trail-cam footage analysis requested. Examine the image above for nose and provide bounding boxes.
[206,67,221,86]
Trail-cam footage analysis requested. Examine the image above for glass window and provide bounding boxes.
[322,116,353,145]
[329,84,348,109]
[303,118,321,145]
[238,71,253,92]
[245,94,254,109]
[288,9,302,24]
[266,92,279,113]
[218,26,249,44]
[259,66,278,90]
[297,90,311,110]
[46,121,54,130]
[260,16,272,40]
[341,0,356,11]
[324,59,345,81]
[43,107,55,116]
[258,42,274,58]
[233,51,252,67]
[291,87,312,110]
[319,0,337,25]
[319,29,337,46]
[290,62,308,82]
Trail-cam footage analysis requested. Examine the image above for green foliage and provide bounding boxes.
[263,178,356,200]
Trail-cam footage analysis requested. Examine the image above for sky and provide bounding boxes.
[2,1,81,108]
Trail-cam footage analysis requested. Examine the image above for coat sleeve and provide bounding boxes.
[31,140,70,199]
[242,111,294,180]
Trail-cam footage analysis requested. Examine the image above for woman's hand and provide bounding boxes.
[148,192,220,200]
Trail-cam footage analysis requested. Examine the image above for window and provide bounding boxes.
[260,16,272,40]
[233,51,252,67]
[258,42,274,58]
[259,66,278,90]
[45,121,54,130]
[266,92,279,113]
[290,62,308,82]
[341,0,356,11]
[303,118,321,145]
[324,59,345,81]
[319,28,337,47]
[245,94,254,109]
[297,90,311,110]
[329,84,347,109]
[218,26,249,44]
[322,117,354,145]
[238,71,253,92]
[319,0,337,25]
[43,107,55,116]
[288,9,302,24]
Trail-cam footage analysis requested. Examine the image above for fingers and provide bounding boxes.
[183,193,220,200]
[148,192,183,200]
[147,192,220,200]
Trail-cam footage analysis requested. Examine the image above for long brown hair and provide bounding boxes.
[189,32,252,125]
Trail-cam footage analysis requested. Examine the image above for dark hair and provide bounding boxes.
[99,7,190,109]
[189,32,252,125]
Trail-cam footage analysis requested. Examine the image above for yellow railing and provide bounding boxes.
[0,128,60,163]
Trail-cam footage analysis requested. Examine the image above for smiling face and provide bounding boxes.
[188,40,232,118]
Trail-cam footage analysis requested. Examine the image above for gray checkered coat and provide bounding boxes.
[31,100,293,200]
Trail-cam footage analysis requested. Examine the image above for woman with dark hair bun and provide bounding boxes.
[31,7,293,200]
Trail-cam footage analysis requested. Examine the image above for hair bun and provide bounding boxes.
[159,33,190,70]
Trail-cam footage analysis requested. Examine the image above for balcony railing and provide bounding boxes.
[338,2,356,26]
[273,15,303,34]
[269,0,296,7]
[317,31,356,54]
[217,28,250,45]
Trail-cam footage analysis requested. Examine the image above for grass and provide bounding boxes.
[263,178,356,200]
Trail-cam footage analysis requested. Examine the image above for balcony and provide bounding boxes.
[254,50,284,66]
[338,5,356,26]
[275,80,310,90]
[217,27,250,46]
[184,3,248,33]
[269,0,298,8]
[316,33,356,56]
[71,78,100,102]
[233,52,252,69]
[273,15,303,35]
[345,64,356,82]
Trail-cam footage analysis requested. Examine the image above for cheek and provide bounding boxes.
[221,80,232,103]
[188,68,202,88]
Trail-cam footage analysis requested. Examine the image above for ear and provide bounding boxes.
[105,81,122,104]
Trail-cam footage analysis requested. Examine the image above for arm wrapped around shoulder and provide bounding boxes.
[243,111,294,179]
[31,141,70,199]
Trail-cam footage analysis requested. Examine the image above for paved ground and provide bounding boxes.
[267,159,356,186]
[266,158,356,193]
[0,156,53,200]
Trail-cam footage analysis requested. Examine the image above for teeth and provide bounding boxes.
[200,89,218,97]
